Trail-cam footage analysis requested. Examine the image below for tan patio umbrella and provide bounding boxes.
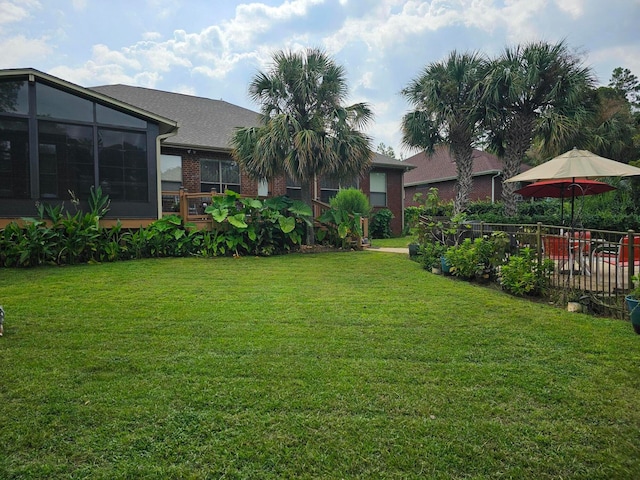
[506,148,640,226]
[505,148,640,183]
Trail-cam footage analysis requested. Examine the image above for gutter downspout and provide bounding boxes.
[156,130,179,219]
[491,172,502,203]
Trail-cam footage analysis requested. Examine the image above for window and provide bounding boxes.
[98,129,148,201]
[36,82,93,122]
[160,154,182,191]
[38,121,94,199]
[0,118,29,198]
[96,104,147,128]
[286,175,301,200]
[319,176,358,203]
[370,172,387,207]
[200,158,240,193]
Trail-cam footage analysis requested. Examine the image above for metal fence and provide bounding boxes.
[463,222,638,319]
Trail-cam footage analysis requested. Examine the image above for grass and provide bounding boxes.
[1,252,639,479]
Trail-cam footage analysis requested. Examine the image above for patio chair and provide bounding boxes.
[542,234,572,273]
[592,236,640,290]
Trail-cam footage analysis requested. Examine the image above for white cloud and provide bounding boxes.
[0,0,40,25]
[0,35,51,68]
[49,62,161,88]
[554,0,584,18]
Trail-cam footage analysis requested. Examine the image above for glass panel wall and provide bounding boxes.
[98,129,148,201]
[36,82,93,122]
[0,80,29,114]
[38,121,94,198]
[0,118,29,198]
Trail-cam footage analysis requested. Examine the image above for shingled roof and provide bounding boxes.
[404,145,525,186]
[90,84,260,152]
[90,84,412,171]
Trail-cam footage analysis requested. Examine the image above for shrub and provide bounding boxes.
[444,233,511,281]
[370,208,394,239]
[329,188,371,216]
[418,241,446,270]
[499,248,555,296]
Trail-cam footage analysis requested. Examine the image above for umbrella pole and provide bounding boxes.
[570,177,576,228]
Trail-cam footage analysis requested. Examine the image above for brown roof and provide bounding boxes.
[404,145,528,186]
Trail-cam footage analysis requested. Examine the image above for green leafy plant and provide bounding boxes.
[500,247,555,296]
[418,240,446,270]
[205,191,311,256]
[329,188,371,217]
[370,208,394,239]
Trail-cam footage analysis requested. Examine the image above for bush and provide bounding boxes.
[499,248,555,296]
[329,188,371,216]
[443,233,511,281]
[0,190,314,268]
[418,241,446,270]
[370,209,394,239]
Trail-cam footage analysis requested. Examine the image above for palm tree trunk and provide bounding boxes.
[300,180,315,245]
[450,140,474,215]
[502,114,536,216]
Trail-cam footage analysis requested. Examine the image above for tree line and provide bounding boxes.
[229,43,639,236]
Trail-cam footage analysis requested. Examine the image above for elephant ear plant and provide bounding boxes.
[205,191,312,256]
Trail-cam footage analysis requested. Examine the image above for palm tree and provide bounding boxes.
[231,48,373,244]
[401,51,487,214]
[482,41,594,216]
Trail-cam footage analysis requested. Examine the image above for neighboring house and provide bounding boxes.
[403,145,529,207]
[90,84,415,235]
[0,68,178,228]
[0,68,413,235]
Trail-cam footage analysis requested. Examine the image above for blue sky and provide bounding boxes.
[1,0,639,157]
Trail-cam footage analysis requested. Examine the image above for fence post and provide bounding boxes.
[629,230,636,289]
[480,221,484,238]
[536,222,542,266]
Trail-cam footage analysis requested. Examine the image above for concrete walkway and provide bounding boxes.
[366,247,410,254]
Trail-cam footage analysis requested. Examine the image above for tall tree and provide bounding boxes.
[376,142,396,159]
[609,67,640,110]
[231,48,373,244]
[401,51,486,214]
[482,41,594,216]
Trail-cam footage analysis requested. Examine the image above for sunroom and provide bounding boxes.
[0,68,177,227]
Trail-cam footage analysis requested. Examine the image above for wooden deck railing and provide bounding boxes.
[161,189,369,247]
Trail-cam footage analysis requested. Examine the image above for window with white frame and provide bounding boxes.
[369,171,387,207]
[160,154,182,192]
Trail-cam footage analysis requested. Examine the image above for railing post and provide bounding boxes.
[179,187,188,221]
[629,230,636,289]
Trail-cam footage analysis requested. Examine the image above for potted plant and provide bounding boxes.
[625,274,640,334]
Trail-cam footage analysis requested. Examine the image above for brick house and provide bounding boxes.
[0,68,413,235]
[403,145,528,207]
[91,84,414,235]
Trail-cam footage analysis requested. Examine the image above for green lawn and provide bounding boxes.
[1,253,639,479]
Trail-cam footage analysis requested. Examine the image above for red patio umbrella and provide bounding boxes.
[515,179,616,225]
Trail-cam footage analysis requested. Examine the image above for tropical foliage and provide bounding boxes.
[231,48,373,243]
[0,190,313,268]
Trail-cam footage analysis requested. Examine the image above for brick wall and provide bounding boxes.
[404,175,502,208]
